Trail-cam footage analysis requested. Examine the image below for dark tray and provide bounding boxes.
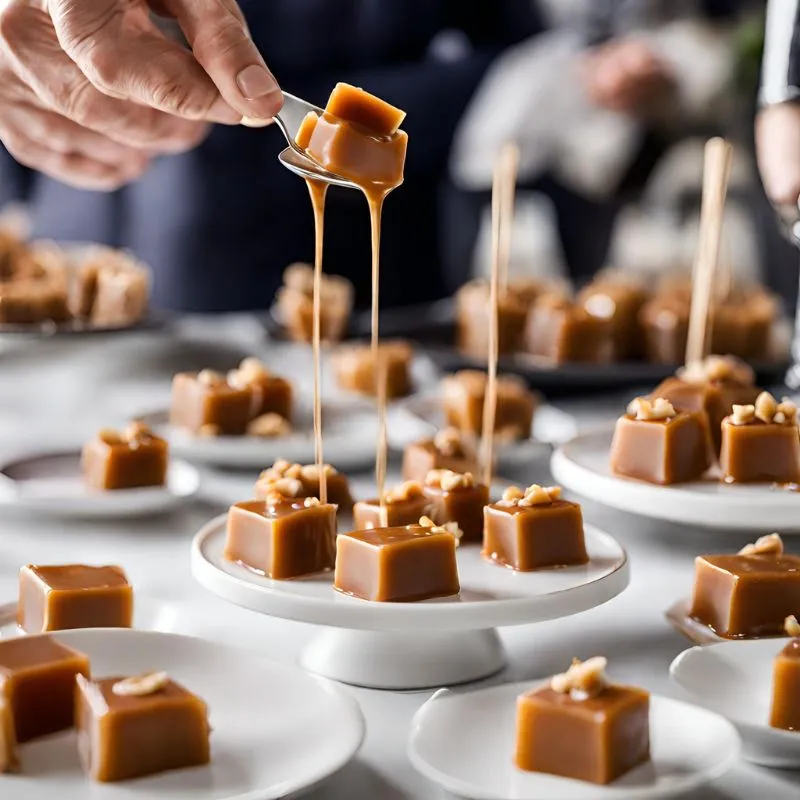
[262,299,791,396]
[0,310,172,339]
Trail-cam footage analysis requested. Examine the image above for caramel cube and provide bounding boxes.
[82,425,168,490]
[483,500,587,571]
[353,495,429,530]
[578,282,649,360]
[770,639,800,731]
[254,461,354,511]
[0,695,18,774]
[401,437,478,485]
[306,112,407,186]
[609,410,711,485]
[689,553,800,638]
[324,83,406,135]
[515,684,650,783]
[333,340,413,398]
[170,372,253,435]
[18,564,133,634]
[720,418,800,484]
[423,475,489,544]
[0,636,90,743]
[294,111,319,149]
[525,298,613,363]
[276,263,353,344]
[442,370,536,439]
[224,499,336,580]
[76,674,210,782]
[334,526,459,602]
[639,297,689,363]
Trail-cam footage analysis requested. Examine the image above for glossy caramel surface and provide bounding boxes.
[720,420,800,484]
[690,554,800,638]
[18,564,133,634]
[82,434,168,491]
[771,639,800,731]
[334,525,460,602]
[77,675,210,782]
[423,482,489,544]
[401,440,478,485]
[353,495,428,530]
[515,684,650,784]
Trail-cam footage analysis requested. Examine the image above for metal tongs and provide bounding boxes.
[272,92,358,190]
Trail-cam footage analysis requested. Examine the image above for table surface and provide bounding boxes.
[1,316,798,800]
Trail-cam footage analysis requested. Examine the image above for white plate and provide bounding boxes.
[551,429,800,532]
[141,396,380,471]
[408,682,740,800]
[0,450,198,518]
[0,629,364,799]
[388,394,578,459]
[671,639,800,767]
[191,515,628,633]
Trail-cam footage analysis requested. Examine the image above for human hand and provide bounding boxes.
[582,39,674,115]
[0,0,283,190]
[757,102,800,210]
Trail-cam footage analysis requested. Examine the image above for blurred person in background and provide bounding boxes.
[445,0,747,290]
[0,0,544,312]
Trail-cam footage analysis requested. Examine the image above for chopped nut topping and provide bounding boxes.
[786,615,800,638]
[626,396,676,421]
[300,463,335,480]
[123,421,152,441]
[755,391,779,424]
[228,357,271,388]
[385,480,424,503]
[198,423,222,437]
[730,404,756,426]
[550,657,609,701]
[778,398,798,426]
[433,427,462,457]
[97,427,122,445]
[498,484,561,507]
[418,515,463,545]
[268,476,304,498]
[247,413,292,438]
[680,355,754,386]
[425,469,475,491]
[739,532,784,556]
[112,671,169,697]
[197,369,224,387]
[303,496,321,507]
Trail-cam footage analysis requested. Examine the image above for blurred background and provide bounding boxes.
[0,0,794,314]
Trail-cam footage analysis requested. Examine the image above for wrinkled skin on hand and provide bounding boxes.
[0,0,283,190]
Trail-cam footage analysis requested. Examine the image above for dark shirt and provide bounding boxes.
[0,0,542,311]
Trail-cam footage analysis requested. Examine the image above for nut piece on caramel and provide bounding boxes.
[514,657,650,783]
[770,637,800,731]
[254,459,354,511]
[609,399,712,485]
[353,480,428,530]
[0,635,90,743]
[719,394,800,484]
[333,525,460,602]
[442,370,537,439]
[76,673,210,782]
[332,340,413,399]
[82,423,168,490]
[170,359,292,436]
[276,263,354,344]
[689,536,800,637]
[483,485,587,571]
[18,564,133,633]
[224,498,337,580]
[423,469,489,544]
[401,429,479,484]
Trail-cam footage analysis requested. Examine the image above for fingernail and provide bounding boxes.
[236,64,279,100]
[240,116,273,128]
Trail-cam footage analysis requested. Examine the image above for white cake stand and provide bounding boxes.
[191,514,629,690]
[551,429,800,532]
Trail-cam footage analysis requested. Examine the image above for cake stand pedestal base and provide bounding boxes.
[300,628,506,690]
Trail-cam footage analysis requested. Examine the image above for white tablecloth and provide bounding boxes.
[0,317,798,800]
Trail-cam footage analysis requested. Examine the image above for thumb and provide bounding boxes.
[162,0,283,122]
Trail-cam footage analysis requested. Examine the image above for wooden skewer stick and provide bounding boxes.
[481,145,516,486]
[685,138,734,367]
[498,142,519,294]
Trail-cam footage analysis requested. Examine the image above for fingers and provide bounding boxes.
[47,0,241,123]
[162,0,283,122]
[756,104,800,207]
[2,2,210,151]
